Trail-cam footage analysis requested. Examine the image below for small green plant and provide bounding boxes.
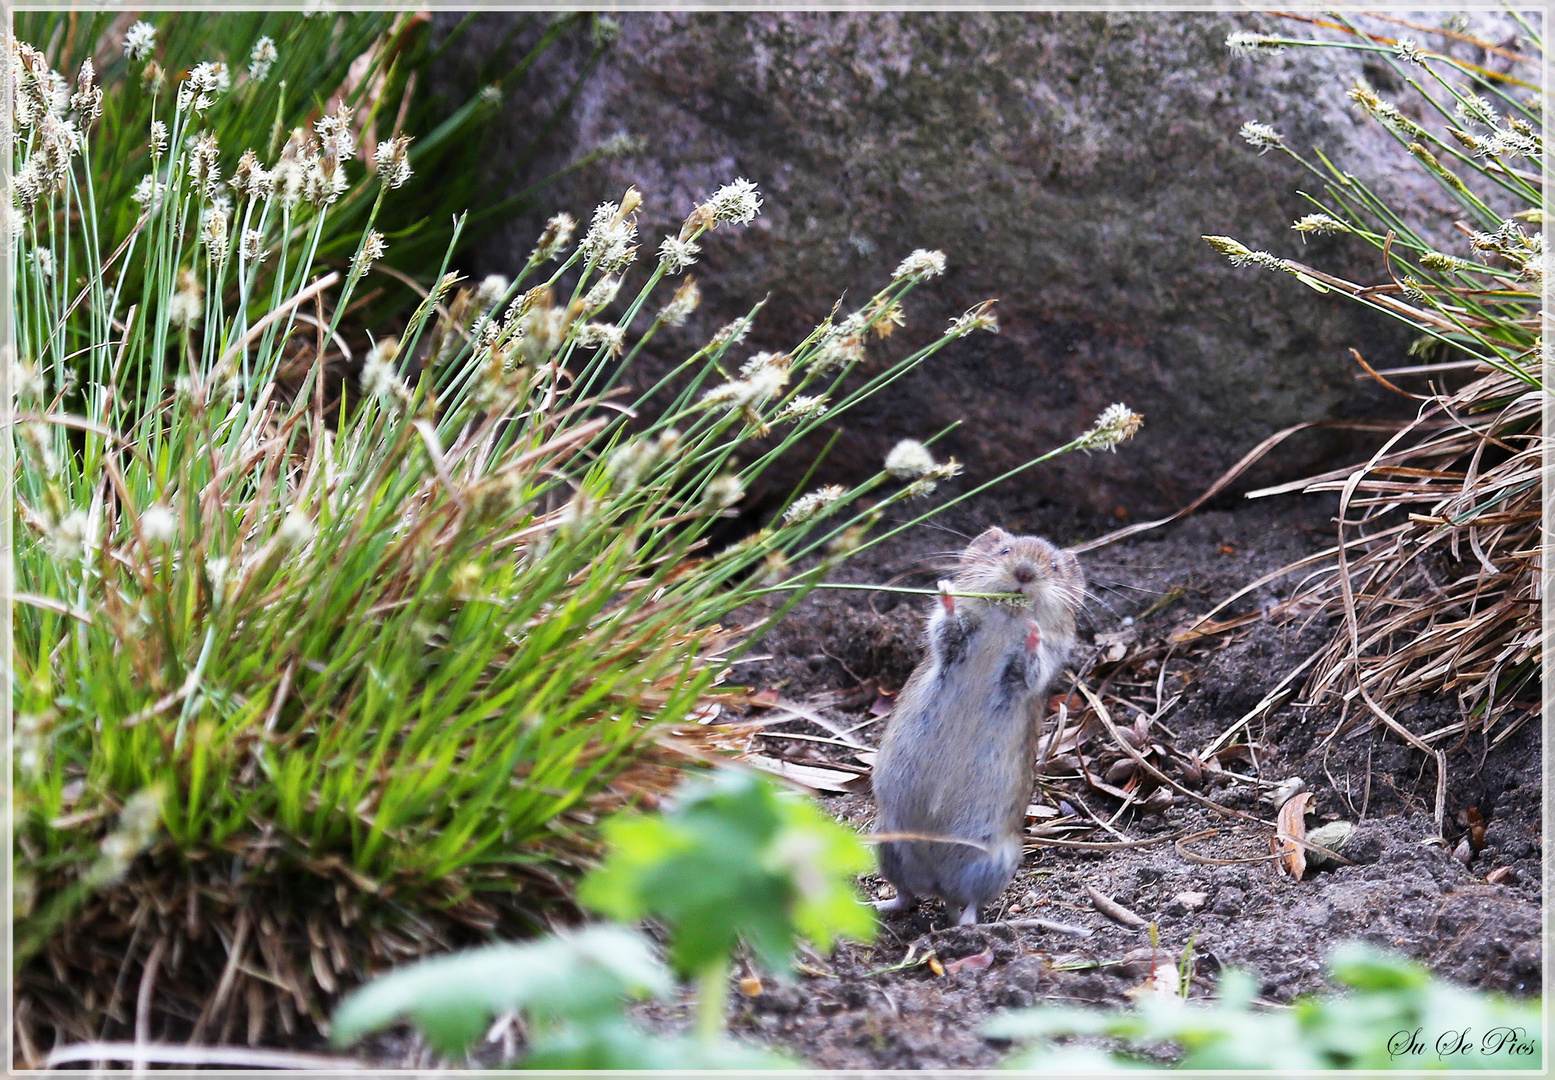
[331,770,861,1067]
[988,943,1542,1070]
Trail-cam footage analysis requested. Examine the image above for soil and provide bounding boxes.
[636,494,1543,1069]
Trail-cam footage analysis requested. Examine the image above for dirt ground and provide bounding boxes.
[640,494,1543,1069]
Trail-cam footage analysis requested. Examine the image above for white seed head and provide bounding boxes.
[10,357,44,402]
[277,509,314,548]
[711,315,753,349]
[703,177,762,226]
[1076,403,1144,452]
[1292,213,1350,234]
[1454,94,1500,130]
[739,351,790,379]
[577,321,625,356]
[140,504,177,543]
[352,230,387,277]
[200,205,229,259]
[597,130,643,157]
[241,227,268,264]
[70,59,102,123]
[374,134,412,189]
[1203,234,1286,271]
[31,247,54,279]
[884,439,936,481]
[360,336,407,407]
[658,277,701,326]
[1239,120,1283,154]
[314,105,356,163]
[1395,38,1426,64]
[249,36,278,81]
[1226,31,1284,57]
[187,132,221,198]
[783,484,846,525]
[474,275,510,311]
[580,199,638,272]
[947,301,999,337]
[132,173,166,214]
[892,248,946,281]
[581,275,621,313]
[775,394,829,423]
[149,120,169,158]
[658,235,701,273]
[168,269,204,327]
[303,155,349,208]
[124,21,157,62]
[531,212,576,262]
[703,474,745,510]
[49,508,92,559]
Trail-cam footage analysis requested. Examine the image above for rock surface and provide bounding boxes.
[440,12,1461,519]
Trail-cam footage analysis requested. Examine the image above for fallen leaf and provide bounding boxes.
[747,688,781,709]
[868,694,895,717]
[1274,790,1314,880]
[1466,807,1487,852]
[1486,866,1516,885]
[740,755,862,794]
[944,948,995,974]
[738,975,763,997]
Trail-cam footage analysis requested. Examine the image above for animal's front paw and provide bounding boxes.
[937,579,956,616]
[1025,619,1042,652]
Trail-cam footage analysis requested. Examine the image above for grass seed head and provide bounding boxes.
[248,36,278,82]
[892,248,946,281]
[658,276,700,326]
[884,438,935,481]
[123,21,157,62]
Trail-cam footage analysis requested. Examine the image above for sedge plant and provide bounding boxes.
[9,28,1140,1048]
[1204,15,1542,797]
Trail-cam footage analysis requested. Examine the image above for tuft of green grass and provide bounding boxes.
[10,28,1139,1050]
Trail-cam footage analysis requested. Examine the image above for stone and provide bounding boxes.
[438,12,1477,517]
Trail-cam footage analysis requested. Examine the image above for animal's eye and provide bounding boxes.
[999,546,1011,555]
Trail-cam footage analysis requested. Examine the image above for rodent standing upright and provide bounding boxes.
[871,526,1084,926]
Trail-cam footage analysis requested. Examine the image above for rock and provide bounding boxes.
[1165,890,1208,916]
[1211,885,1245,916]
[438,12,1467,517]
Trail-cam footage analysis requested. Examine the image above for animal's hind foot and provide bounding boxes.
[873,890,917,915]
[956,902,980,926]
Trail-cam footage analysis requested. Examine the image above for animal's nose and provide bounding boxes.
[1013,565,1035,585]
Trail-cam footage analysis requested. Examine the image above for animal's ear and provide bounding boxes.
[970,526,1009,550]
[1056,547,1084,586]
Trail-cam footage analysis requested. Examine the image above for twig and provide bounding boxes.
[132,935,169,1073]
[1000,917,1094,938]
[47,1043,366,1070]
[1086,884,1148,928]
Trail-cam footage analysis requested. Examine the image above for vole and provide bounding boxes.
[871,526,1084,926]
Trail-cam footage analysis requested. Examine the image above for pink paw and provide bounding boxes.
[938,579,956,616]
[1025,620,1042,652]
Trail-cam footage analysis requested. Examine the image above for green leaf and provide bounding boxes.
[578,770,874,979]
[523,1019,799,1070]
[330,925,670,1054]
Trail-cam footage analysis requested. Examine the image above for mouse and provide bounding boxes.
[871,526,1084,926]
